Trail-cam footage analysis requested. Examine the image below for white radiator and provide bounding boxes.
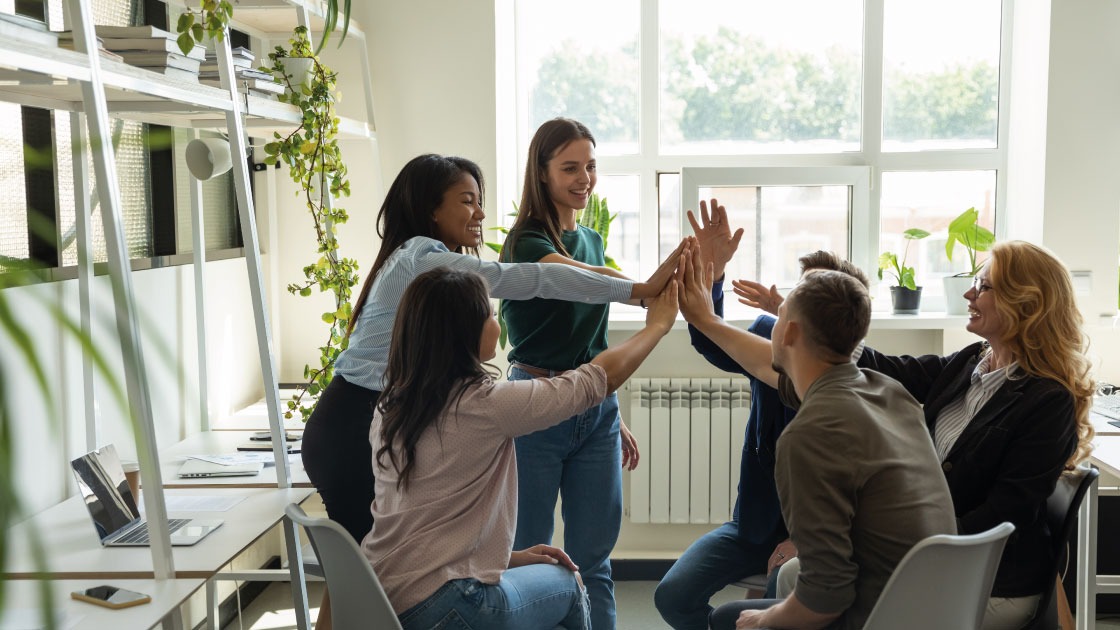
[627,378,751,524]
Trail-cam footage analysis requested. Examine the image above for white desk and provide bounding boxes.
[3,487,312,579]
[1092,411,1120,437]
[157,431,311,489]
[1076,435,1120,629]
[0,578,205,630]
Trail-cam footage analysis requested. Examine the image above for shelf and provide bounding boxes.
[0,42,372,139]
[160,0,367,40]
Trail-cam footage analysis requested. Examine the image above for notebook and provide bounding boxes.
[178,459,264,479]
[70,444,223,547]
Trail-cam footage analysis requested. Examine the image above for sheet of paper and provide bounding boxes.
[186,452,300,467]
[161,495,246,512]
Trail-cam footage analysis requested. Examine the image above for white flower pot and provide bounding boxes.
[943,275,973,316]
[278,57,316,94]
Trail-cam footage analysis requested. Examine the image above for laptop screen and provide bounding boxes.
[71,444,141,544]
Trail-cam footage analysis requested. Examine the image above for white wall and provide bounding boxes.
[2,258,262,517]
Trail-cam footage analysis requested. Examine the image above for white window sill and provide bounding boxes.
[608,302,969,331]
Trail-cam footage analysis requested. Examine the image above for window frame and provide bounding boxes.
[503,0,1014,314]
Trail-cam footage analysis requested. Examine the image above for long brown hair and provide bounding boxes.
[986,240,1095,467]
[501,118,595,263]
[375,268,495,489]
[348,154,485,335]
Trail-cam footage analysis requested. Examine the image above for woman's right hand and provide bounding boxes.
[631,237,692,299]
[644,279,679,335]
[509,544,579,571]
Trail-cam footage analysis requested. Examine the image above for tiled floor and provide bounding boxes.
[223,580,1120,629]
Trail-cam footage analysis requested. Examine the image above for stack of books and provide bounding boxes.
[199,47,285,100]
[58,25,204,82]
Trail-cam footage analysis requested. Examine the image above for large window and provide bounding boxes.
[507,0,1006,311]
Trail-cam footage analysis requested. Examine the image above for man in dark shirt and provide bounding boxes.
[655,200,868,630]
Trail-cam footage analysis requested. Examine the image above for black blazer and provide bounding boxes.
[858,341,1076,598]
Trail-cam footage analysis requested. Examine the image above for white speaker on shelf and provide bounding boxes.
[185,137,233,180]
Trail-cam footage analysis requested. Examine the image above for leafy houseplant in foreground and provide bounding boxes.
[879,227,930,314]
[263,27,358,421]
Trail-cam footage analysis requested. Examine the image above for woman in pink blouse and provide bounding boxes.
[362,265,681,629]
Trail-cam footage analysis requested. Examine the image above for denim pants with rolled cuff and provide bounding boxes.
[397,564,590,630]
[510,365,622,630]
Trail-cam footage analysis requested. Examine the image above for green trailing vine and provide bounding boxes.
[262,27,358,421]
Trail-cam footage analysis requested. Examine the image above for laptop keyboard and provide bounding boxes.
[116,518,192,544]
[1094,396,1120,421]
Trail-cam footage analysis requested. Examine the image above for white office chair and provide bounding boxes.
[862,521,1015,630]
[285,503,403,630]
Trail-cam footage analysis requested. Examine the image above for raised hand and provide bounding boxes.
[675,244,718,327]
[644,277,679,334]
[632,237,691,299]
[687,198,743,282]
[731,278,783,315]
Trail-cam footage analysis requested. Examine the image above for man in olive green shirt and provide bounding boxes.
[679,254,956,630]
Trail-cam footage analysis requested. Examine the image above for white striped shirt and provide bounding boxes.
[932,350,1017,460]
[334,236,634,391]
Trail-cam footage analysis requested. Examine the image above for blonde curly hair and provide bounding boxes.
[986,240,1095,467]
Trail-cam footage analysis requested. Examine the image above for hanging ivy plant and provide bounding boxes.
[262,27,358,421]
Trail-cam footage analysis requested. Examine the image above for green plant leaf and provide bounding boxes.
[176,32,195,56]
[903,228,931,240]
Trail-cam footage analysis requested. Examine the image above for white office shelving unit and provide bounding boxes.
[0,1,377,628]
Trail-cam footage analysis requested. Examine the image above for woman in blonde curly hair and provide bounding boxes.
[847,239,1094,628]
[728,239,1094,629]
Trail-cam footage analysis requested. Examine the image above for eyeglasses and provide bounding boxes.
[971,276,993,294]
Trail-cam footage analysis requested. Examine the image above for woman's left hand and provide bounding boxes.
[620,419,641,471]
[509,544,579,571]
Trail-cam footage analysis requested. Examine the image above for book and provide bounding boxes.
[199,58,253,72]
[101,37,205,59]
[237,440,301,453]
[202,77,284,94]
[142,65,199,82]
[117,50,201,73]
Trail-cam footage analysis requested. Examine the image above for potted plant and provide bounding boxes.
[943,207,995,315]
[262,27,358,422]
[175,0,351,55]
[485,193,618,348]
[878,228,930,314]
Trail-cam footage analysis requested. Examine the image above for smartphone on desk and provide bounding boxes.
[71,585,151,609]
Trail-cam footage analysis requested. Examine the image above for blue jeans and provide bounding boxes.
[654,521,775,630]
[511,366,621,630]
[398,564,590,630]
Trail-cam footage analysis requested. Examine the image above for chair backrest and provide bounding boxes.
[285,503,403,630]
[1021,464,1099,630]
[862,521,1015,630]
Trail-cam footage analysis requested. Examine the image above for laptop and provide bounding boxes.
[1092,395,1120,428]
[70,444,223,547]
[178,458,264,478]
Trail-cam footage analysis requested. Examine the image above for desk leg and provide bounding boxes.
[284,517,312,630]
[206,580,219,630]
[1076,476,1098,630]
[159,607,186,630]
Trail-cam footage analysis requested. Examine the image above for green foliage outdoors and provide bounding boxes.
[531,27,997,146]
[262,27,358,422]
[945,207,996,277]
[878,228,931,290]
